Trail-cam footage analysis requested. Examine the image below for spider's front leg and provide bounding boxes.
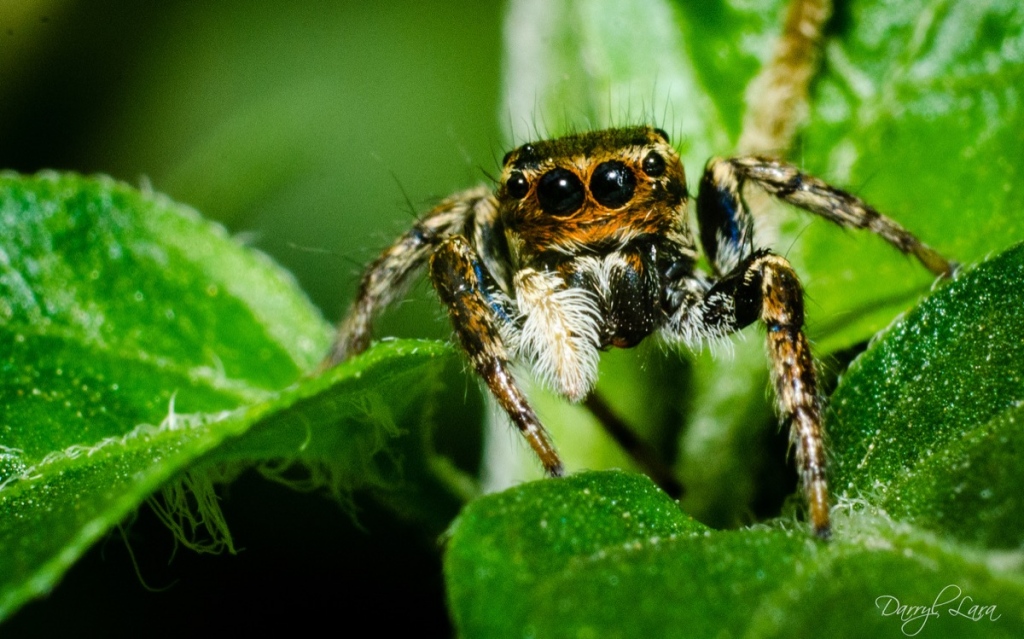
[698,156,957,277]
[665,251,830,538]
[323,186,495,367]
[736,251,829,539]
[429,236,564,477]
[688,154,961,538]
[689,157,871,539]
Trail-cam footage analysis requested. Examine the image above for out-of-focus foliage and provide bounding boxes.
[0,173,467,622]
[0,2,502,635]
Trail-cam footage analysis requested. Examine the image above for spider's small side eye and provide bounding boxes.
[642,151,666,177]
[506,171,530,199]
[590,161,636,208]
[653,128,670,143]
[537,168,585,216]
[502,150,514,165]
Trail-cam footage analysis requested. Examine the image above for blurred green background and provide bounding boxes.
[1,0,505,330]
[1,1,506,635]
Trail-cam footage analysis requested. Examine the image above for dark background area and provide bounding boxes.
[1,1,505,635]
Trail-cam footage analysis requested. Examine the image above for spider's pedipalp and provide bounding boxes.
[512,267,602,402]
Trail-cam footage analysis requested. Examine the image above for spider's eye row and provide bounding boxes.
[642,151,666,177]
[537,168,585,216]
[590,161,636,209]
[506,171,530,199]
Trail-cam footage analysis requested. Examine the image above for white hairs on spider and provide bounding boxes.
[513,268,602,402]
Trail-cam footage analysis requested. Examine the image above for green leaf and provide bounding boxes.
[797,0,1024,351]
[445,471,1024,638]
[829,242,1024,549]
[445,471,708,637]
[0,173,462,620]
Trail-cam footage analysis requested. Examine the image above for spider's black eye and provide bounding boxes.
[642,151,666,177]
[503,144,537,167]
[506,171,530,199]
[537,168,585,216]
[590,161,636,208]
[653,128,670,143]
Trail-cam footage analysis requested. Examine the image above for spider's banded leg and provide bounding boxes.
[707,157,957,277]
[738,250,829,539]
[323,186,496,367]
[663,251,830,538]
[430,236,564,477]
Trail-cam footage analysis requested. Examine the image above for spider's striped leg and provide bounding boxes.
[663,250,830,539]
[703,156,957,277]
[323,186,495,367]
[743,251,829,539]
[727,250,829,538]
[430,236,563,477]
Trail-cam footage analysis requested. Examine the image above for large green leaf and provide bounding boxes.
[0,173,462,620]
[829,242,1024,549]
[446,472,1024,638]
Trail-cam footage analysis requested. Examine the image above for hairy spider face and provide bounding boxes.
[490,127,698,354]
[498,126,689,257]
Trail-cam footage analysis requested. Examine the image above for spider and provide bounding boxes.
[323,126,955,539]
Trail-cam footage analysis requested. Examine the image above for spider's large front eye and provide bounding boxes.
[590,161,636,208]
[537,168,585,216]
[506,171,529,199]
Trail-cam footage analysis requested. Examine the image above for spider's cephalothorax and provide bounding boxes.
[324,126,955,539]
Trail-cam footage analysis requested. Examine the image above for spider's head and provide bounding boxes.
[498,126,688,257]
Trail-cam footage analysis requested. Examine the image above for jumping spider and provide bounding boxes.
[324,126,955,539]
